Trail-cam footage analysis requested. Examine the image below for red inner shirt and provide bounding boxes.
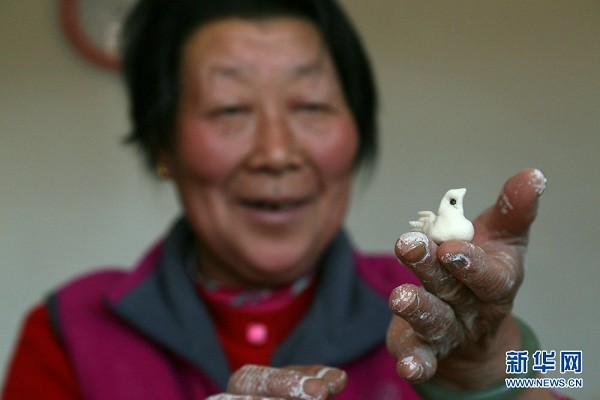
[196,274,318,372]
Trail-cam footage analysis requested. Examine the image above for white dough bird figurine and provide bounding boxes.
[409,188,474,244]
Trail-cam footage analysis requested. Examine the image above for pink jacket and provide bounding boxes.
[48,220,423,399]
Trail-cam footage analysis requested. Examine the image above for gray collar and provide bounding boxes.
[109,218,390,389]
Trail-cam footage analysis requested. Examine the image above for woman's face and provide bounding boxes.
[163,17,358,287]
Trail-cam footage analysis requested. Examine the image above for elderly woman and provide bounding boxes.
[3,0,560,399]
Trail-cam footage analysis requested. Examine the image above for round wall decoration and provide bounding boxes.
[59,0,137,70]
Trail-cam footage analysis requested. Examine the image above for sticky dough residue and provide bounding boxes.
[290,376,319,400]
[400,355,422,379]
[397,232,433,267]
[230,365,331,400]
[498,192,514,215]
[530,168,547,195]
[389,286,416,311]
[400,347,435,380]
[398,231,428,247]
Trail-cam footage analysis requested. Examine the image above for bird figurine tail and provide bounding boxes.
[409,211,436,233]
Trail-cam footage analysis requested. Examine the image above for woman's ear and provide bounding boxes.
[155,151,174,179]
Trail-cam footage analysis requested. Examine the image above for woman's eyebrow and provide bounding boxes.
[288,56,326,80]
[205,64,252,80]
[202,54,327,84]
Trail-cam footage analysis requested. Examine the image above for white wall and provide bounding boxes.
[1,1,598,398]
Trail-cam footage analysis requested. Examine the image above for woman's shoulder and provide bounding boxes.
[2,303,83,399]
[53,239,165,306]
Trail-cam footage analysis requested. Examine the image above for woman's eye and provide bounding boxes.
[210,105,248,117]
[225,105,247,113]
[296,103,331,113]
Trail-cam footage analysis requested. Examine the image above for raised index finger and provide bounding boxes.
[475,168,547,241]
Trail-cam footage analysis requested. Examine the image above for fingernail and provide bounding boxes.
[396,232,428,262]
[530,168,547,195]
[316,368,346,394]
[389,286,416,313]
[442,253,470,269]
[300,377,328,399]
[400,356,424,381]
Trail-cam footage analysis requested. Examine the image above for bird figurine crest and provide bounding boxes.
[409,188,474,244]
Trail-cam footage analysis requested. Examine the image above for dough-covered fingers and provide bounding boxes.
[395,232,465,299]
[227,365,344,400]
[283,366,347,396]
[385,316,437,383]
[207,395,284,400]
[438,241,522,303]
[475,168,546,240]
[389,284,463,357]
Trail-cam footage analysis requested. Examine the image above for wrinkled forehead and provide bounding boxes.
[180,17,337,85]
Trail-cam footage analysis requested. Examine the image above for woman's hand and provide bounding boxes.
[207,364,347,400]
[387,168,547,389]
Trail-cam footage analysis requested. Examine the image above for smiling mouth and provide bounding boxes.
[240,198,312,212]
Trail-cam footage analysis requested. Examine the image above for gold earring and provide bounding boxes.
[156,164,170,179]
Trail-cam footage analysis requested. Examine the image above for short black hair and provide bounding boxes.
[121,0,378,171]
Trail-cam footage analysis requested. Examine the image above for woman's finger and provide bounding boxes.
[282,366,347,396]
[474,168,546,241]
[437,240,523,303]
[389,284,463,358]
[207,395,284,400]
[227,365,338,400]
[395,232,464,299]
[385,316,437,383]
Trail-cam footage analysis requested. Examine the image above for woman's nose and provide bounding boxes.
[247,111,303,173]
